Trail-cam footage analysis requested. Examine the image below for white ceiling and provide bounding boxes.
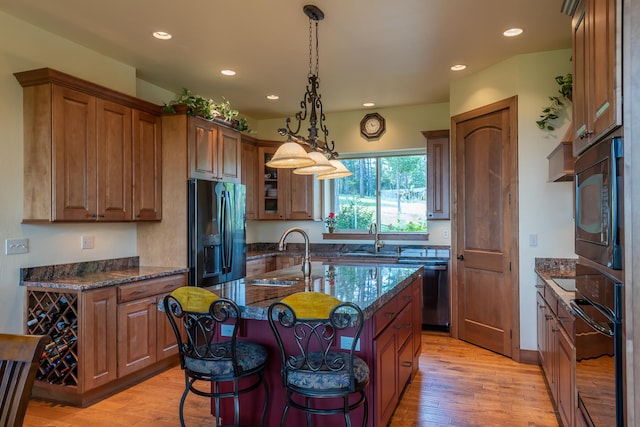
[0,0,572,120]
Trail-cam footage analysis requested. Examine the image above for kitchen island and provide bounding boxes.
[204,261,424,427]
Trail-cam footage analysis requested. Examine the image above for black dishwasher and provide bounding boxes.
[398,248,450,331]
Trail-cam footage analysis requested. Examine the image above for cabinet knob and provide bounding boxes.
[89,213,97,218]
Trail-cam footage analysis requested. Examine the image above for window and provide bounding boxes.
[328,152,427,232]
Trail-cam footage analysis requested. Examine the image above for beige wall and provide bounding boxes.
[450,48,575,350]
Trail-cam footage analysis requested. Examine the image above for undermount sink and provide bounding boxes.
[245,278,300,287]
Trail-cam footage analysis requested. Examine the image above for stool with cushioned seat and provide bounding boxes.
[163,287,269,427]
[268,292,369,427]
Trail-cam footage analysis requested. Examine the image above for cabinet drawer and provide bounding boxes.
[544,285,559,315]
[395,304,413,348]
[118,274,186,303]
[396,285,414,311]
[373,297,398,337]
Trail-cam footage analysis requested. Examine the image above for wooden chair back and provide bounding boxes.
[0,333,50,427]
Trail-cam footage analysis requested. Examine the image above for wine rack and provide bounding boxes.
[26,290,79,386]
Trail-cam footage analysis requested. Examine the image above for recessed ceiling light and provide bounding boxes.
[221,69,236,76]
[267,94,279,100]
[152,31,172,40]
[363,102,375,107]
[503,28,524,37]
[450,64,467,71]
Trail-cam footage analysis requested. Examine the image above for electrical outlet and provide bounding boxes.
[5,238,29,255]
[221,324,235,337]
[442,229,450,239]
[81,235,94,249]
[340,336,360,351]
[529,234,538,247]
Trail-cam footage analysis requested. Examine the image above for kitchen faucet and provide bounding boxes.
[369,222,384,253]
[278,227,312,282]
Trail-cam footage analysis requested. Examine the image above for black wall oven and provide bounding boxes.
[570,262,624,426]
[574,133,623,270]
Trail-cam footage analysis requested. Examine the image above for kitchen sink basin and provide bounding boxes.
[245,278,300,287]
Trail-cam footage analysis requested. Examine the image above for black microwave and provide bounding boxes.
[574,133,623,269]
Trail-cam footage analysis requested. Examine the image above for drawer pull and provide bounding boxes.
[401,362,412,368]
[558,317,570,323]
[386,312,395,318]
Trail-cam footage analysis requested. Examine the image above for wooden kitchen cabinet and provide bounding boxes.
[373,278,421,427]
[25,272,185,406]
[133,110,162,220]
[189,115,241,183]
[257,144,320,220]
[14,67,163,222]
[116,275,184,377]
[423,130,450,220]
[571,0,621,156]
[536,277,576,427]
[241,136,258,220]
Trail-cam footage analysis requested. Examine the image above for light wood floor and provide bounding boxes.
[24,333,559,426]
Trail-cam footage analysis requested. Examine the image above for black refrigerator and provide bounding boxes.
[187,178,246,287]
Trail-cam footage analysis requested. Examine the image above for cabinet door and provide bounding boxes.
[258,146,284,219]
[133,110,162,221]
[117,297,157,377]
[536,292,546,363]
[52,85,97,221]
[411,280,422,375]
[556,327,576,427]
[241,141,258,220]
[189,116,219,180]
[286,172,316,220]
[424,130,450,220]
[218,126,241,183]
[572,0,621,155]
[97,99,132,221]
[375,324,399,427]
[572,1,589,150]
[81,287,117,391]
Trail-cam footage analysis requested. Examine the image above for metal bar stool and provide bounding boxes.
[268,292,369,427]
[164,287,269,427]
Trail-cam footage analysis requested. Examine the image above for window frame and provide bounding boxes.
[323,149,430,241]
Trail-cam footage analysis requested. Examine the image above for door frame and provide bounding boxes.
[450,96,521,361]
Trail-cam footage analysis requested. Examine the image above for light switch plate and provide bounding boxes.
[5,238,29,255]
[81,235,94,249]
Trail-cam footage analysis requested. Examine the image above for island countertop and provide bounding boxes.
[203,261,423,321]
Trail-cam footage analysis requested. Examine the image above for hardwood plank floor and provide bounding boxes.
[24,333,559,426]
[390,333,559,426]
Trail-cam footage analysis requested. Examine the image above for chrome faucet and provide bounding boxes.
[278,227,312,282]
[369,222,384,253]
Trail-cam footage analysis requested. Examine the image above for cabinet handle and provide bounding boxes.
[396,324,401,330]
[98,214,105,218]
[89,213,97,218]
[535,284,544,289]
[545,314,552,320]
[558,317,570,323]
[401,361,412,367]
[386,312,396,318]
[404,323,412,329]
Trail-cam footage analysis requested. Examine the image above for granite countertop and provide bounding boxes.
[21,257,187,290]
[534,257,577,311]
[203,261,423,321]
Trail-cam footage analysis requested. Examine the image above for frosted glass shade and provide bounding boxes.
[266,142,315,168]
[316,159,352,180]
[293,152,337,175]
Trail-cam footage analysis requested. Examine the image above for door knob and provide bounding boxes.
[457,255,464,261]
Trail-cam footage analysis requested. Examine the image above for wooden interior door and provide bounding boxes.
[451,97,519,358]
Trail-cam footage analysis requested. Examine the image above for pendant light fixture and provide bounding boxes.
[267,4,351,179]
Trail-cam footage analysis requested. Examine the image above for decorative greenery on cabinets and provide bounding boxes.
[163,88,252,132]
[536,73,573,131]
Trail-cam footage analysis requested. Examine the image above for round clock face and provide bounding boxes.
[365,118,381,133]
[360,113,385,139]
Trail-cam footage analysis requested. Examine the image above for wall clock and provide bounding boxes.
[360,112,385,139]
